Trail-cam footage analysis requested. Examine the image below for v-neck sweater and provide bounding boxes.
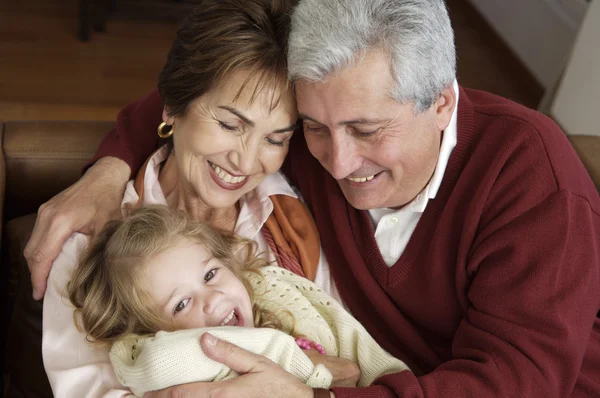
[282,87,600,397]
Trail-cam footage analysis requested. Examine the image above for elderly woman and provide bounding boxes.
[41,1,347,397]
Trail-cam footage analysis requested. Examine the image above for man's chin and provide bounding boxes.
[339,186,384,211]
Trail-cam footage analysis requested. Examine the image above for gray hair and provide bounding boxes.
[288,0,456,112]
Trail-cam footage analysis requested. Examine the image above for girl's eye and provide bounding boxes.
[174,298,190,314]
[204,268,218,282]
[218,121,239,132]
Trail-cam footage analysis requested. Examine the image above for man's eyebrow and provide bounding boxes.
[298,113,323,124]
[340,118,385,125]
[299,114,384,126]
[218,106,255,127]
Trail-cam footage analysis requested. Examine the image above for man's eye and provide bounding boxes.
[305,125,322,131]
[304,124,328,135]
[174,298,190,314]
[353,127,378,137]
[204,268,218,282]
[218,121,238,132]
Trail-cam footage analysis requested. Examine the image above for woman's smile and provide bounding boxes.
[208,161,249,191]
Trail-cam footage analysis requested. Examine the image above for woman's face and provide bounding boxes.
[165,70,298,209]
[142,238,254,330]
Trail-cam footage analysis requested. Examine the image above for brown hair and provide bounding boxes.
[158,0,297,116]
[68,205,288,345]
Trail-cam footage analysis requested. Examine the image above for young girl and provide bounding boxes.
[68,205,409,397]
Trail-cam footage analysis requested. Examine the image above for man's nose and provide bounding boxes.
[327,134,360,180]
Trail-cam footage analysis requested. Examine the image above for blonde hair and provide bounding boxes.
[68,205,288,344]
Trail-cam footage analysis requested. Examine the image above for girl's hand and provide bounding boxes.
[303,349,361,387]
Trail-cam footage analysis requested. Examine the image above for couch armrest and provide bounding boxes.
[569,135,600,192]
[2,121,114,222]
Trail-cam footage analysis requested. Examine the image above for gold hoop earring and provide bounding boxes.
[157,122,174,139]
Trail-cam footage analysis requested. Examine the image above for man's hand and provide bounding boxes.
[144,333,315,398]
[303,349,361,387]
[24,157,130,299]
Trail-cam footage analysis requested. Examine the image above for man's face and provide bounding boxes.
[295,49,455,210]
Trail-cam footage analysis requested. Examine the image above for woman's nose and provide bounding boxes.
[228,137,260,175]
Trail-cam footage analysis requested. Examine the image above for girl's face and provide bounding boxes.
[142,238,254,330]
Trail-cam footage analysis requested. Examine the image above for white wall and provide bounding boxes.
[550,0,600,136]
[468,0,588,90]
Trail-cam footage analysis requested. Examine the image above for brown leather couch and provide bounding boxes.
[0,121,599,397]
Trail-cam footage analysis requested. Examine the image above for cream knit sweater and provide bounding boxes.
[110,266,410,397]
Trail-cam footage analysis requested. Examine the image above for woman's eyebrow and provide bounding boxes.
[274,123,299,133]
[218,106,255,127]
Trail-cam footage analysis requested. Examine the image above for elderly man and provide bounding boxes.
[26,0,600,397]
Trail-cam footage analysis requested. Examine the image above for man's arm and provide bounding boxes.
[25,89,164,299]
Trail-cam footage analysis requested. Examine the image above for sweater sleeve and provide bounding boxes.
[109,327,332,397]
[86,89,164,175]
[332,191,600,398]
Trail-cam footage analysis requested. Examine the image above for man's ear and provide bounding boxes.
[162,107,175,125]
[433,85,456,131]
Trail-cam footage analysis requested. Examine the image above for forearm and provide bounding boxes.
[85,156,131,191]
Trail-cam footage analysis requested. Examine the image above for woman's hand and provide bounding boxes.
[24,157,129,299]
[303,349,361,387]
[144,333,315,398]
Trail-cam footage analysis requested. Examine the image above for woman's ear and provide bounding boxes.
[162,107,175,125]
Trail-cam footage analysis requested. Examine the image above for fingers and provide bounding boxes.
[200,333,268,375]
[24,207,77,300]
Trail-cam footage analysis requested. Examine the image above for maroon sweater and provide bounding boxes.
[92,87,600,397]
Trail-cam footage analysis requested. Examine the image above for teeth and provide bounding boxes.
[220,310,235,326]
[210,163,247,184]
[347,175,375,183]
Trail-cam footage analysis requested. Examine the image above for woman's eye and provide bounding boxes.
[265,137,286,147]
[218,121,238,132]
[204,268,218,282]
[174,298,190,314]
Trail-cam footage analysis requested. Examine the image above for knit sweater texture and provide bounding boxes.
[93,86,600,397]
[109,265,409,397]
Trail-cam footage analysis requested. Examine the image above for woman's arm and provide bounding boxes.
[42,233,133,398]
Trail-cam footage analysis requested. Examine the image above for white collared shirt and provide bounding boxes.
[368,81,459,266]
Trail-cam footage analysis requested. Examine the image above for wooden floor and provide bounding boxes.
[0,0,543,122]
